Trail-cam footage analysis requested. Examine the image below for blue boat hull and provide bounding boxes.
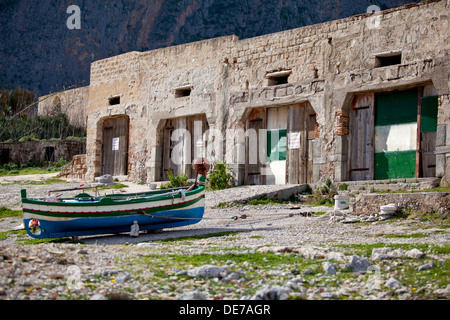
[24,206,204,239]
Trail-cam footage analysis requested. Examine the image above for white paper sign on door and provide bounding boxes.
[288,132,301,149]
[112,137,120,151]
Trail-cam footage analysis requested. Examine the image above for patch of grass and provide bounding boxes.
[384,233,429,239]
[159,170,190,189]
[157,231,241,243]
[217,195,294,208]
[1,178,68,186]
[98,183,129,190]
[246,195,287,206]
[0,206,22,219]
[18,235,76,245]
[338,183,349,191]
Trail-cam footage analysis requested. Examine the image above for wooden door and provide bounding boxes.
[245,108,265,185]
[162,118,187,180]
[286,103,316,184]
[374,89,418,179]
[349,94,374,181]
[186,115,208,178]
[420,95,438,177]
[102,116,129,176]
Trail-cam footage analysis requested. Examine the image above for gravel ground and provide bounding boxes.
[0,174,449,301]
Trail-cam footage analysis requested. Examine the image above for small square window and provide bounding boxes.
[265,70,291,86]
[108,95,121,105]
[374,51,402,67]
[174,85,192,98]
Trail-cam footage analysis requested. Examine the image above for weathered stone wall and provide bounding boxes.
[59,154,87,180]
[38,86,90,129]
[354,192,450,216]
[81,0,450,184]
[0,140,86,164]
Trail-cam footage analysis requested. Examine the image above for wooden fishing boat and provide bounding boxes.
[21,158,210,239]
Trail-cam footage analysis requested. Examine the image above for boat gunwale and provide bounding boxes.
[22,193,205,218]
[21,185,205,207]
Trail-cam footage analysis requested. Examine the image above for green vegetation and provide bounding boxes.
[0,87,34,117]
[111,242,449,300]
[0,206,22,219]
[156,231,240,243]
[338,183,349,191]
[0,86,86,142]
[384,233,430,239]
[0,158,69,176]
[98,183,129,190]
[207,160,233,190]
[310,178,337,207]
[159,170,190,189]
[0,114,86,142]
[216,194,295,208]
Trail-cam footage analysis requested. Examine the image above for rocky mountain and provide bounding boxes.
[0,0,419,96]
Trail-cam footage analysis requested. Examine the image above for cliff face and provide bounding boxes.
[0,0,418,96]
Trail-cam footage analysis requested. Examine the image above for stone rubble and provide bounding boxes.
[0,180,448,300]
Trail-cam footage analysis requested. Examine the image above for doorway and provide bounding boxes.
[161,115,208,180]
[285,103,316,184]
[101,116,129,176]
[349,87,438,181]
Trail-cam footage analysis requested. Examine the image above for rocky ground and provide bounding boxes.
[0,174,449,301]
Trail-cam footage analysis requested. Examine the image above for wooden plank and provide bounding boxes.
[287,105,300,184]
[299,104,307,184]
[102,124,114,175]
[350,94,374,181]
[421,131,436,177]
[306,108,316,183]
[416,87,422,178]
[245,108,265,185]
[101,117,129,176]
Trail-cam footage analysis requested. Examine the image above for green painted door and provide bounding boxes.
[374,89,418,179]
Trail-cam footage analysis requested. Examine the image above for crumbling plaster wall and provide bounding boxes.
[83,0,450,184]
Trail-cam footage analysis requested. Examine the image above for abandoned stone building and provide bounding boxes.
[38,0,450,186]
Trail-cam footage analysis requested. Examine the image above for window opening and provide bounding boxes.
[108,95,121,105]
[45,147,55,162]
[266,70,291,86]
[174,85,192,98]
[374,51,402,67]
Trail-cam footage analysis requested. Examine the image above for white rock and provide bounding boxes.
[385,277,402,288]
[406,248,424,259]
[389,248,407,258]
[90,293,108,300]
[187,265,229,278]
[250,285,291,300]
[434,284,450,297]
[371,247,392,260]
[178,290,208,300]
[322,261,337,275]
[326,251,347,262]
[415,262,435,271]
[380,204,397,212]
[95,174,113,185]
[295,246,327,259]
[347,255,371,272]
